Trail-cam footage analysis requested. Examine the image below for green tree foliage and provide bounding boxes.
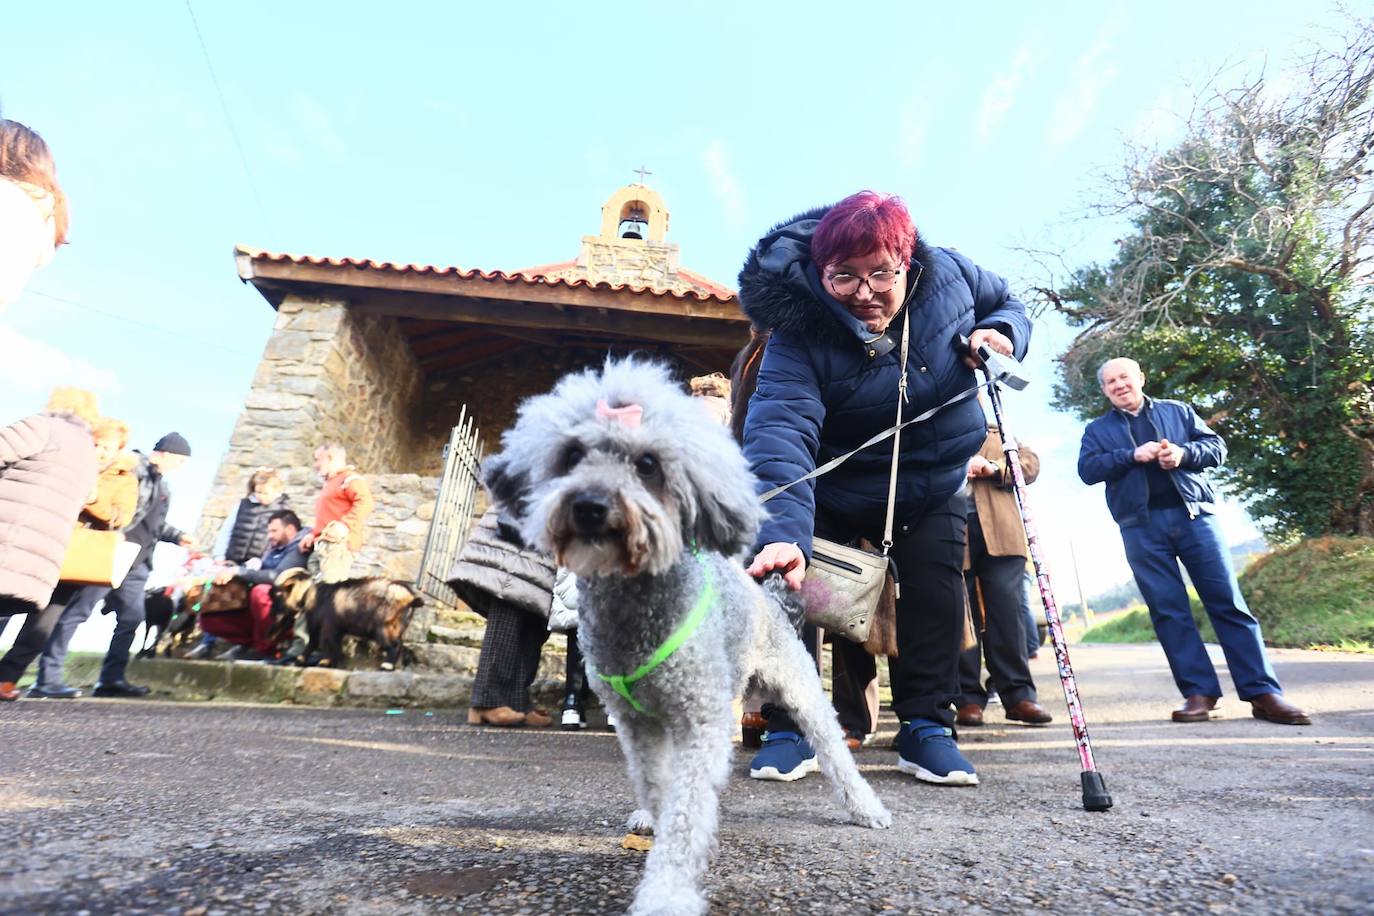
[1048,20,1374,538]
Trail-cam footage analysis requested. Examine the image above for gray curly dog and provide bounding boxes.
[483,358,891,916]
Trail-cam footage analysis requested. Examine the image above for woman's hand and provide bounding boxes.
[967,455,999,479]
[747,542,807,591]
[962,327,1014,369]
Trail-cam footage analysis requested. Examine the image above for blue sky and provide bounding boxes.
[1,1,1348,649]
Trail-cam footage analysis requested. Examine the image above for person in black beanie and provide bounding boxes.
[35,432,195,698]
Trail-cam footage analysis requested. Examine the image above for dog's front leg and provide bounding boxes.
[611,712,670,836]
[628,695,733,916]
[754,616,891,830]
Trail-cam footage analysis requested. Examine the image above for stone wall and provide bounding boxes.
[195,294,727,650]
[414,343,710,458]
[537,237,726,298]
[195,296,441,562]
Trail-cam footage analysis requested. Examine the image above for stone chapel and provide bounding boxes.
[195,182,747,622]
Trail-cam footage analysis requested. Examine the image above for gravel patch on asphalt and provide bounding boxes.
[2,645,1371,914]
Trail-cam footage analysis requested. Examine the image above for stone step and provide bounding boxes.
[36,656,606,720]
[426,624,486,648]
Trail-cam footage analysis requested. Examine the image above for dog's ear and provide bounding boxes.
[675,445,765,558]
[481,452,530,521]
[691,486,765,557]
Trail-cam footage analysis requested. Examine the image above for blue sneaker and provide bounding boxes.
[749,731,819,781]
[896,720,978,786]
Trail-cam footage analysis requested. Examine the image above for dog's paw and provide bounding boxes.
[626,809,655,836]
[629,883,705,916]
[849,800,893,830]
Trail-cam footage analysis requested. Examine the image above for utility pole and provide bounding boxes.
[1068,539,1094,626]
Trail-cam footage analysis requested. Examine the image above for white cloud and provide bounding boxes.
[1047,20,1124,148]
[702,139,746,232]
[976,45,1036,145]
[0,326,118,399]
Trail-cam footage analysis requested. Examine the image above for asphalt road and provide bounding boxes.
[2,644,1372,915]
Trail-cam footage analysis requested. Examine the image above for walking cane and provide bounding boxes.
[959,336,1114,812]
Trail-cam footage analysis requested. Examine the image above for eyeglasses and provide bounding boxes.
[826,266,903,297]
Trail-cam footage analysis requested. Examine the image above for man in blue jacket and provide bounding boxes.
[1078,358,1309,725]
[199,510,311,662]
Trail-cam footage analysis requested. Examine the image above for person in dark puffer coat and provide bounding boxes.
[224,467,289,565]
[737,191,1030,787]
[448,506,556,727]
[186,468,290,659]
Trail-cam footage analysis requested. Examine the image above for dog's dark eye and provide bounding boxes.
[634,453,660,478]
[561,445,585,472]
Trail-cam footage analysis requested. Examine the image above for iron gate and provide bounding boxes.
[415,406,484,607]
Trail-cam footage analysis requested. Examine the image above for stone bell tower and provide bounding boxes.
[529,182,727,297]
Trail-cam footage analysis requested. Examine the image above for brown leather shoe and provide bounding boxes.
[955,703,985,727]
[741,711,767,749]
[1250,693,1311,726]
[0,681,20,702]
[524,707,553,728]
[1005,699,1053,726]
[1171,695,1219,722]
[467,706,526,727]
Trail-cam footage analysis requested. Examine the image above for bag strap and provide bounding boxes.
[881,307,910,554]
[758,376,984,503]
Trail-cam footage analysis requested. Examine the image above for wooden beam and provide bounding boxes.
[419,338,526,373]
[349,291,748,349]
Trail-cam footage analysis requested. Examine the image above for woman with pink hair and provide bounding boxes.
[735,191,1030,786]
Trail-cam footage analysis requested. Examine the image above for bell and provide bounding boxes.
[618,217,648,240]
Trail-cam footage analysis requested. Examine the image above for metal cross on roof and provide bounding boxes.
[634,165,653,185]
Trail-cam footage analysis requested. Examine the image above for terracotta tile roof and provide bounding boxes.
[236,246,737,304]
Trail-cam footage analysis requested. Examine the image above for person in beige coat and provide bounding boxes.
[0,388,99,701]
[11,418,139,699]
[0,388,99,616]
[955,426,1053,727]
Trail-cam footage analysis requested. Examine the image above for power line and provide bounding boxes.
[184,0,269,230]
[22,289,259,359]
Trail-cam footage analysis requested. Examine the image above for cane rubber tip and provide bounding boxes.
[1081,771,1113,812]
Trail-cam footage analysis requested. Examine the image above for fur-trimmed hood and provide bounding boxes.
[736,204,939,347]
[734,202,1033,557]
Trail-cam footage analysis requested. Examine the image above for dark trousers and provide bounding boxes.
[1122,507,1280,700]
[38,564,151,688]
[471,599,551,712]
[0,585,81,683]
[1021,572,1041,658]
[564,629,591,707]
[958,512,1037,709]
[771,493,968,734]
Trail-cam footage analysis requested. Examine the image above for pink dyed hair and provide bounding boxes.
[811,190,917,272]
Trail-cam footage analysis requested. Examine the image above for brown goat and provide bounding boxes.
[272,569,422,670]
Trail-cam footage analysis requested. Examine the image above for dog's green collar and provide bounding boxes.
[589,550,717,716]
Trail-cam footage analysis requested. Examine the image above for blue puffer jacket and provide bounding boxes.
[1077,396,1226,528]
[738,206,1031,558]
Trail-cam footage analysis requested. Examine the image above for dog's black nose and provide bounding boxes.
[571,493,610,534]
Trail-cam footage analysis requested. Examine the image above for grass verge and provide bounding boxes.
[1080,536,1374,653]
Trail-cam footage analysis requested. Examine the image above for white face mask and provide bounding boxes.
[0,179,57,307]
